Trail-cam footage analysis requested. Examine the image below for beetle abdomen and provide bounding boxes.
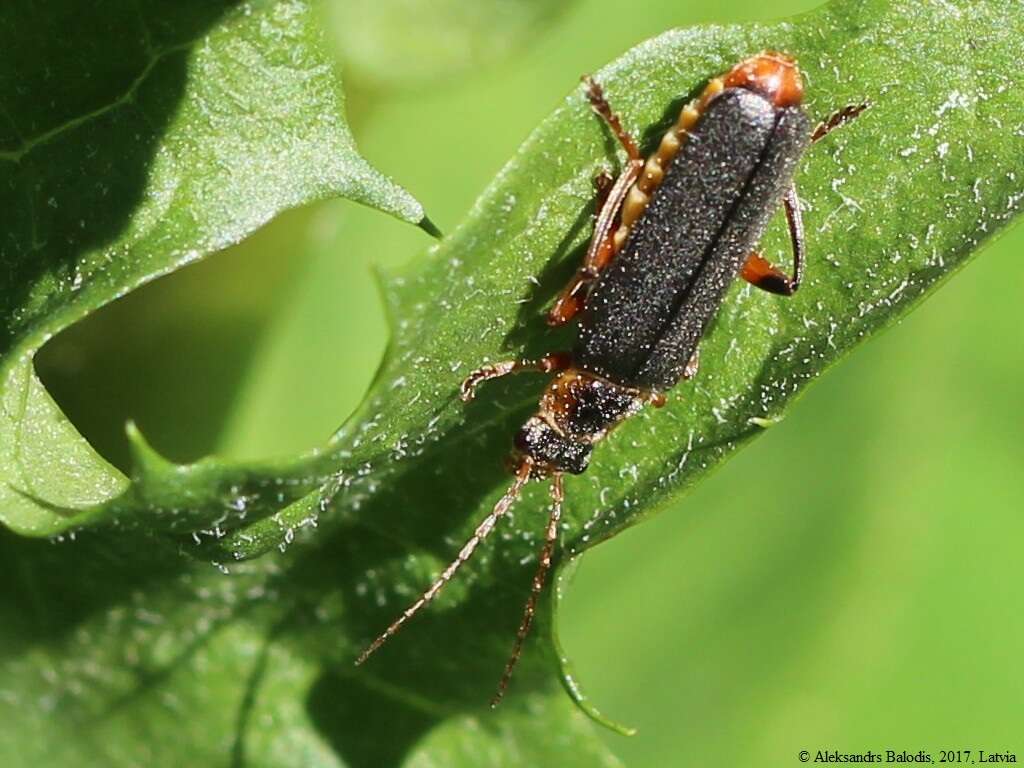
[575,87,811,390]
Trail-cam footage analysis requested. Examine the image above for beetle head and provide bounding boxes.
[513,416,592,476]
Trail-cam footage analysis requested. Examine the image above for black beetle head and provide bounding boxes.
[513,416,592,475]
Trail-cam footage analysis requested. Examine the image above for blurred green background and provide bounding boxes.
[35,0,1024,765]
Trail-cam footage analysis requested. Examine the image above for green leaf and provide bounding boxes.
[0,0,428,536]
[2,0,1022,764]
[324,0,571,91]
[0,530,623,766]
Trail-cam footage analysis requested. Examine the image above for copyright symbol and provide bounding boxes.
[799,751,810,762]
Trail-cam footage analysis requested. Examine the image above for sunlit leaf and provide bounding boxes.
[1,0,1021,764]
[0,0,427,536]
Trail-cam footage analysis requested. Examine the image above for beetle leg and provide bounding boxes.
[548,164,641,326]
[741,184,804,296]
[811,102,868,143]
[460,352,572,402]
[548,78,646,327]
[549,169,623,325]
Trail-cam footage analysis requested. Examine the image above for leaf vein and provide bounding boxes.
[0,39,194,165]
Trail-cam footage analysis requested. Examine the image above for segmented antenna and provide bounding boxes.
[491,473,564,707]
[355,460,533,667]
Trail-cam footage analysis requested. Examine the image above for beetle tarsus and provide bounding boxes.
[811,102,868,143]
[460,361,517,402]
[582,75,641,161]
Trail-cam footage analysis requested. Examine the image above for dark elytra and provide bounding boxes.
[576,88,811,390]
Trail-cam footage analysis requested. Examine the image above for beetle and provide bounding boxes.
[356,52,866,704]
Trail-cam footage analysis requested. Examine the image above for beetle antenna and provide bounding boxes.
[355,459,533,667]
[491,472,564,707]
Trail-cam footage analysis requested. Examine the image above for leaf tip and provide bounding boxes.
[418,215,444,239]
[125,421,175,479]
[551,563,637,736]
[558,663,639,737]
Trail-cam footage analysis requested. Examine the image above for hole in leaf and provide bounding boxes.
[34,203,389,473]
